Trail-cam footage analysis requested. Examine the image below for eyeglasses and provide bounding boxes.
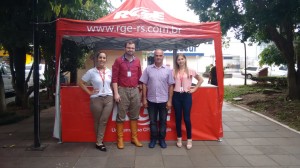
[155,55,163,56]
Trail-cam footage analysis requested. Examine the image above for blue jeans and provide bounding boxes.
[172,92,192,139]
[147,101,168,140]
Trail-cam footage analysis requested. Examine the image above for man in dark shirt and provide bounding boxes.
[112,41,143,149]
[208,65,218,86]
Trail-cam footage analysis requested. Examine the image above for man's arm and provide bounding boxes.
[112,83,120,102]
[166,84,174,110]
[142,83,148,108]
[208,71,212,83]
[112,58,120,102]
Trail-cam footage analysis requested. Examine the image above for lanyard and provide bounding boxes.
[99,68,106,87]
[123,55,133,71]
[179,70,184,88]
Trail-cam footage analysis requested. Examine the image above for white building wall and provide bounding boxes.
[222,38,267,68]
[144,39,268,73]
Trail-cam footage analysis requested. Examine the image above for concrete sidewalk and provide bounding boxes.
[1,102,300,168]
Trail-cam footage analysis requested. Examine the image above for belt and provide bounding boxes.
[174,91,191,94]
[119,86,138,89]
[97,95,112,97]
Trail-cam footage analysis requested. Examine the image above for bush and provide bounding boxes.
[251,76,287,87]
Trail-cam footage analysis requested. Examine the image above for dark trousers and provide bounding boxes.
[172,92,192,139]
[147,101,168,140]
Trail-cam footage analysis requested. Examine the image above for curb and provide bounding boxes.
[226,101,300,135]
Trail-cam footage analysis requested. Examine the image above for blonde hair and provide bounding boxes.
[174,53,190,78]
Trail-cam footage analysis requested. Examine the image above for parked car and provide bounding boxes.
[268,65,287,77]
[241,66,263,79]
[0,63,14,93]
[25,63,45,84]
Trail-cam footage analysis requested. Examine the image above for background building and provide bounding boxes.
[143,38,267,75]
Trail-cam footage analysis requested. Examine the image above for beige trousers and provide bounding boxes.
[116,87,141,122]
[90,96,114,144]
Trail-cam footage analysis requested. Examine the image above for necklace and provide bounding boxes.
[179,69,185,92]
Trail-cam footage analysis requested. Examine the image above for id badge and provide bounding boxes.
[180,87,184,92]
[127,71,131,77]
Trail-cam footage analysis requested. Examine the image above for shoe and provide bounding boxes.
[176,137,182,148]
[116,123,124,149]
[96,143,107,152]
[148,139,156,148]
[159,139,167,148]
[130,120,143,147]
[186,139,192,150]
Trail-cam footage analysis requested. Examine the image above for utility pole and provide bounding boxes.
[27,0,47,151]
[33,0,40,148]
[243,42,247,85]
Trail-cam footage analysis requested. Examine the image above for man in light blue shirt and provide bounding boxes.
[139,49,175,148]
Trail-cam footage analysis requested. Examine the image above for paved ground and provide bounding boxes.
[1,101,300,168]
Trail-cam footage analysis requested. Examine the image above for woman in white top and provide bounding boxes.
[172,53,204,150]
[79,52,113,152]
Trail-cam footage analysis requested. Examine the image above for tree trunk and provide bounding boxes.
[287,64,300,99]
[282,42,300,100]
[0,74,7,113]
[267,26,300,100]
[296,41,300,99]
[11,47,29,108]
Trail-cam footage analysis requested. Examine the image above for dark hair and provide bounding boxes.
[95,51,106,58]
[124,40,135,48]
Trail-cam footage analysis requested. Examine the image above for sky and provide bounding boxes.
[109,0,200,23]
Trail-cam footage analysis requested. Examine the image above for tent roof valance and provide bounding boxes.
[56,0,222,51]
[63,35,212,51]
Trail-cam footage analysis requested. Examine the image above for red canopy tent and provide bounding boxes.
[54,0,224,142]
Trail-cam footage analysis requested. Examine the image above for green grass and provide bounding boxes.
[224,85,264,101]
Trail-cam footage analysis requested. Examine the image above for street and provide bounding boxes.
[200,72,256,86]
[5,92,15,105]
[224,72,257,86]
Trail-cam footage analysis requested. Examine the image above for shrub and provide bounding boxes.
[251,76,287,88]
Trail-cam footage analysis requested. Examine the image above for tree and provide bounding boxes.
[187,0,300,99]
[60,39,89,84]
[38,0,111,100]
[259,44,287,66]
[0,0,110,110]
[0,1,32,108]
